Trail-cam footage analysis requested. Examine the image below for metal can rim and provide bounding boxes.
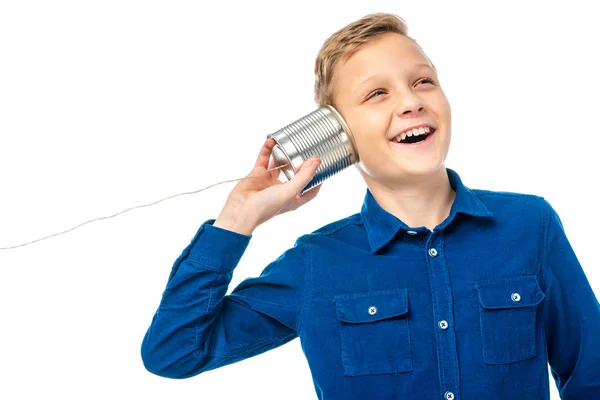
[323,105,360,163]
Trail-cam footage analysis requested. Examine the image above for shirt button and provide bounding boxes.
[444,391,455,400]
[428,248,438,257]
[368,306,378,315]
[438,320,449,330]
[511,293,521,302]
[407,230,417,235]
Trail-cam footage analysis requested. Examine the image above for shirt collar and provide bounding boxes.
[360,168,494,253]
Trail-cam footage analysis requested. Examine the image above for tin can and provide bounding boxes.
[266,105,360,194]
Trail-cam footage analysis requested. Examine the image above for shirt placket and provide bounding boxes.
[426,230,461,400]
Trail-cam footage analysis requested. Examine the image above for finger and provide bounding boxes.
[281,156,320,198]
[253,138,277,171]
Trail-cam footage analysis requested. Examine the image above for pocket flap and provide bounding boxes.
[334,288,408,323]
[475,275,545,309]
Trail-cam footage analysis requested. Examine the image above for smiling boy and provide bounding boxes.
[141,12,600,399]
[327,28,453,231]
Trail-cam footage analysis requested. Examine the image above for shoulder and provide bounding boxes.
[473,187,542,201]
[471,187,553,229]
[296,213,363,245]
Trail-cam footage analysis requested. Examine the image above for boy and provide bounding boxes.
[141,12,600,399]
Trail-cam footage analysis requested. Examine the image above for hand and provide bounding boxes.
[213,137,322,235]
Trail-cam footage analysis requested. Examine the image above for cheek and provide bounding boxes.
[340,107,391,157]
[434,93,451,119]
[348,110,389,140]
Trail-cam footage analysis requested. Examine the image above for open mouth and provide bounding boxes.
[391,128,436,145]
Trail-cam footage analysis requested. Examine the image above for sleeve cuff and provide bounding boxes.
[184,218,252,272]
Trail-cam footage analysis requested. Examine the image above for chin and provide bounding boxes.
[357,151,446,180]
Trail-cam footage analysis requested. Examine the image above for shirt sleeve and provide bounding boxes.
[141,219,308,379]
[540,198,600,398]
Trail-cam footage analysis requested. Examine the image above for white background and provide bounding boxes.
[0,1,598,399]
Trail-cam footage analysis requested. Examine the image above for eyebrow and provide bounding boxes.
[353,63,434,95]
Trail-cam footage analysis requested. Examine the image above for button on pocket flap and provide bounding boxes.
[476,275,545,309]
[334,288,408,323]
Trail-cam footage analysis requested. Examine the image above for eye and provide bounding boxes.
[418,77,436,85]
[365,78,436,101]
[366,89,386,100]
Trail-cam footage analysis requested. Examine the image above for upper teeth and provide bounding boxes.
[394,126,432,142]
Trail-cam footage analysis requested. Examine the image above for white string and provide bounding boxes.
[0,164,289,251]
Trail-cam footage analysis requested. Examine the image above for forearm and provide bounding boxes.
[141,259,236,378]
[141,219,252,378]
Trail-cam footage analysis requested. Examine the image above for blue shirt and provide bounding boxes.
[141,168,600,399]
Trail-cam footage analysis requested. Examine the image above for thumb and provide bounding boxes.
[284,157,320,196]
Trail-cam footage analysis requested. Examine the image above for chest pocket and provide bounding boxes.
[333,288,412,377]
[475,275,545,365]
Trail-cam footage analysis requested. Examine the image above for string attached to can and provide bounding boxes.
[0,164,289,250]
[0,105,359,251]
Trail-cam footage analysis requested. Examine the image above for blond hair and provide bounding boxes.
[313,12,432,107]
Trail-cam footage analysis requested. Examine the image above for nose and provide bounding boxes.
[393,91,426,117]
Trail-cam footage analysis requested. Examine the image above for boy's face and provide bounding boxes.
[333,32,451,186]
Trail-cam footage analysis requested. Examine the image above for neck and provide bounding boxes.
[366,167,456,231]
